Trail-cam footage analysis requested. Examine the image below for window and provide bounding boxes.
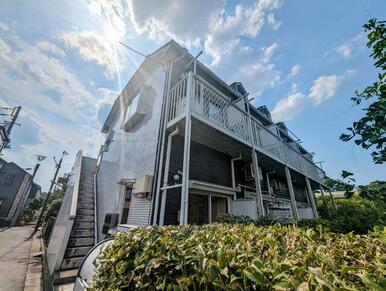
[3,174,15,185]
[120,186,132,224]
[125,93,140,122]
[122,93,145,131]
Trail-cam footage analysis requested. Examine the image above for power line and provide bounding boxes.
[118,41,147,58]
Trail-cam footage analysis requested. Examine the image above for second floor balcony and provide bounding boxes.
[167,71,325,184]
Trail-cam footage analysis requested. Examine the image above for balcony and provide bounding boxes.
[167,72,325,184]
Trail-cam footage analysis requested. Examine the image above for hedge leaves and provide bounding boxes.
[91,224,386,290]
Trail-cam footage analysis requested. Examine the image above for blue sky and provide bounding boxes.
[0,0,385,191]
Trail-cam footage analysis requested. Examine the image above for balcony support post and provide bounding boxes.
[252,150,265,216]
[305,177,318,219]
[319,185,330,216]
[285,166,299,221]
[328,190,337,210]
[180,71,193,225]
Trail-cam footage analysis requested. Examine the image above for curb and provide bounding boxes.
[24,230,43,290]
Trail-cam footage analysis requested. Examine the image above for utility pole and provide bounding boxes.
[0,105,21,154]
[33,150,68,235]
[27,155,47,181]
[13,155,47,226]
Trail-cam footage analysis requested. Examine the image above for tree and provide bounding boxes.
[324,170,356,197]
[340,19,386,164]
[357,180,386,205]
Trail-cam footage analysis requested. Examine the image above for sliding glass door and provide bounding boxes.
[187,193,228,224]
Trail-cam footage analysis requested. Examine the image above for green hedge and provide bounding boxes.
[91,224,386,290]
[214,213,274,226]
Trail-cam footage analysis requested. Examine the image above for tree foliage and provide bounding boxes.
[315,196,386,234]
[358,180,386,205]
[340,18,386,164]
[324,170,356,198]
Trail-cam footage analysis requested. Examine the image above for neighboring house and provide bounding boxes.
[28,182,42,200]
[0,158,38,226]
[47,41,328,284]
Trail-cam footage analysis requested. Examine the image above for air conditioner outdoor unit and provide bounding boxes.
[133,175,153,197]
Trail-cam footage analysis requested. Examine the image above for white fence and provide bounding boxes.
[46,150,83,274]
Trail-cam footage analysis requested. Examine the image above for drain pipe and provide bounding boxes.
[93,145,105,244]
[159,127,179,225]
[231,155,242,189]
[266,170,275,197]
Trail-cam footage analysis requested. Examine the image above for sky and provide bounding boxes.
[0,0,385,191]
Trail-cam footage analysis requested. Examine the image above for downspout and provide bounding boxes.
[151,62,173,225]
[266,170,275,197]
[230,156,242,189]
[159,127,179,225]
[152,52,187,225]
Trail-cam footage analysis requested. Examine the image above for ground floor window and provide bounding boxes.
[188,193,229,225]
[120,186,132,224]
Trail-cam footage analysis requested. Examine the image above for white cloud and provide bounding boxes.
[128,0,225,47]
[36,41,66,57]
[127,0,283,66]
[271,70,354,121]
[0,21,9,32]
[219,42,281,97]
[288,64,300,78]
[308,74,343,105]
[337,44,352,59]
[205,0,283,65]
[271,93,308,122]
[57,30,119,80]
[267,13,281,30]
[0,35,94,110]
[327,33,366,61]
[0,30,103,189]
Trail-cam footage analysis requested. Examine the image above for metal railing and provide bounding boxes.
[168,76,187,123]
[192,75,251,143]
[167,72,325,183]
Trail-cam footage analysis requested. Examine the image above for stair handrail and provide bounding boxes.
[70,150,83,219]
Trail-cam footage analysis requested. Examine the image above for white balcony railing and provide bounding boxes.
[167,72,325,183]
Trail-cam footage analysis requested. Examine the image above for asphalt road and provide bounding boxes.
[0,225,34,291]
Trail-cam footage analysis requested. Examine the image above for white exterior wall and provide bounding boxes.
[298,206,314,220]
[97,67,167,240]
[231,199,258,220]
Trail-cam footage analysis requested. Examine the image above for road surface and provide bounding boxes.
[0,225,34,290]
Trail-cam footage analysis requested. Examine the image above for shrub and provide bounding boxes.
[329,198,386,234]
[315,197,386,234]
[91,224,386,290]
[214,213,275,226]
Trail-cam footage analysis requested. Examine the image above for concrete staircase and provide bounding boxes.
[52,157,97,289]
[60,173,95,271]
